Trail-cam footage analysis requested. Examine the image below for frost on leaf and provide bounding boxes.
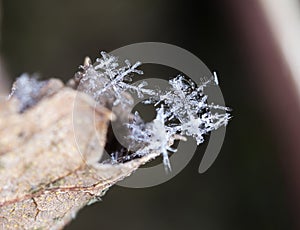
[127,75,230,170]
[75,51,154,108]
[74,51,231,171]
[127,107,182,171]
[147,74,231,145]
[9,74,47,112]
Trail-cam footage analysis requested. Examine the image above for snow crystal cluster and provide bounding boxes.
[9,74,47,113]
[75,52,231,170]
[127,107,180,170]
[148,74,231,145]
[75,51,154,108]
[128,75,230,170]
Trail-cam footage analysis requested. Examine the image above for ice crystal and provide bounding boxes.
[76,51,154,108]
[126,75,230,170]
[156,74,230,144]
[9,73,47,112]
[127,107,181,171]
[142,74,230,145]
[75,51,231,171]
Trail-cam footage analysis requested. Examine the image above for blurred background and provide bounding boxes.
[1,0,300,229]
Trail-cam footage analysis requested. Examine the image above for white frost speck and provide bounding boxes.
[9,73,47,112]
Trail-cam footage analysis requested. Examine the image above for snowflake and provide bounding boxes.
[76,51,154,107]
[74,51,231,171]
[144,74,231,145]
[127,107,181,171]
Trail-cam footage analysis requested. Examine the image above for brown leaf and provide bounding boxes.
[0,80,159,229]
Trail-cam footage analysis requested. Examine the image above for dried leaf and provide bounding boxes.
[0,80,159,229]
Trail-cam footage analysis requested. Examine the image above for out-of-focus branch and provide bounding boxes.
[225,1,300,229]
[259,0,300,102]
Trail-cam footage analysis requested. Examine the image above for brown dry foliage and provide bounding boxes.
[0,79,159,229]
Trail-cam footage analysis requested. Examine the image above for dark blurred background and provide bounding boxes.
[1,0,298,229]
